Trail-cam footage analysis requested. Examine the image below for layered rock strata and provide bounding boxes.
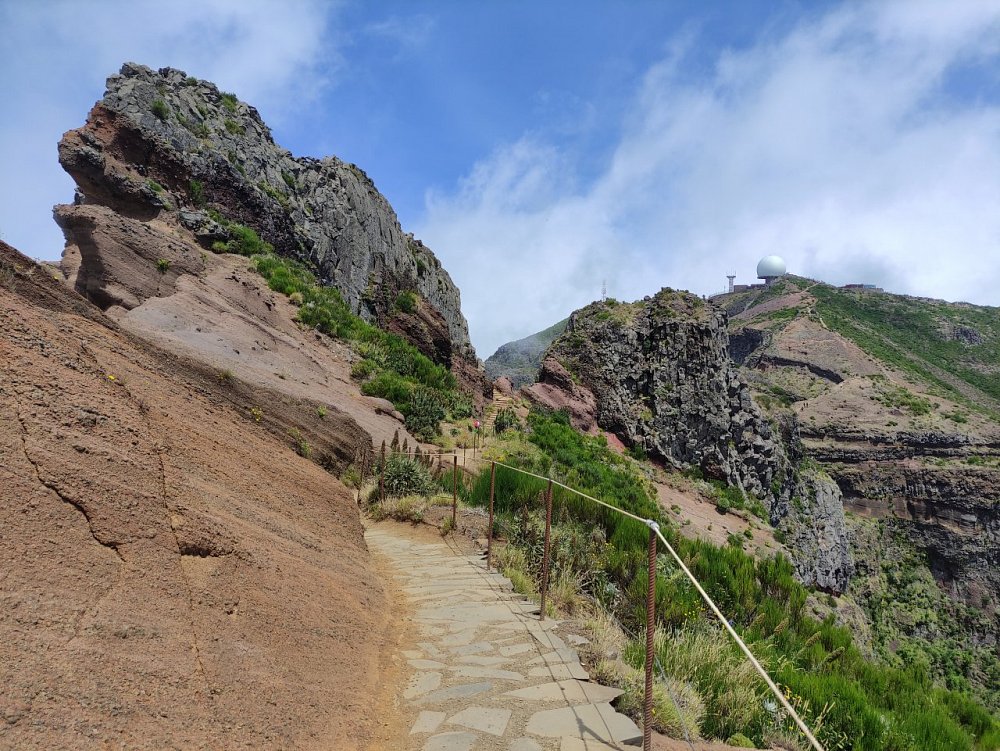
[56,63,477,376]
[0,241,388,748]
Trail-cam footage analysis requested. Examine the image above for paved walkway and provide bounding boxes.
[366,525,642,751]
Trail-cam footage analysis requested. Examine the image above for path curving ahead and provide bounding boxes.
[366,524,642,751]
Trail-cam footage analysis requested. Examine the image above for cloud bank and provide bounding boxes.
[0,0,337,259]
[418,1,1000,357]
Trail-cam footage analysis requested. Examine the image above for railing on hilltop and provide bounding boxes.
[365,445,826,751]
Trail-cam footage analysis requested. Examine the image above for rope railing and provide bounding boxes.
[371,445,825,751]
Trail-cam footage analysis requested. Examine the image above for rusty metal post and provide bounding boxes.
[539,479,553,621]
[357,449,368,505]
[644,522,658,751]
[486,462,496,570]
[452,455,458,527]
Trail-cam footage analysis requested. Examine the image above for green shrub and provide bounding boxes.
[155,258,170,273]
[215,223,272,256]
[626,444,648,461]
[448,395,474,421]
[224,118,244,135]
[288,428,310,458]
[221,92,239,112]
[494,406,520,434]
[368,494,426,523]
[189,179,205,206]
[395,290,417,314]
[379,453,435,498]
[616,665,705,739]
[151,98,169,121]
[404,386,446,440]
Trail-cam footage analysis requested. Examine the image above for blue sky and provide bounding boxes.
[2,1,999,357]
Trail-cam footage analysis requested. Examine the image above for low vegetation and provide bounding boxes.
[205,219,465,438]
[812,284,1000,411]
[459,409,999,750]
[151,98,169,121]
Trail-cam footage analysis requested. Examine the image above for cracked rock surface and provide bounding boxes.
[0,241,389,749]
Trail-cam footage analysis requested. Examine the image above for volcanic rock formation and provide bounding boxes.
[0,241,389,749]
[519,291,854,593]
[55,63,478,378]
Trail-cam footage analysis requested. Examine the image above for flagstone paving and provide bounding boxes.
[366,525,642,751]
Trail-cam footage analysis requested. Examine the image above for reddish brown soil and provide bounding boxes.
[0,242,391,749]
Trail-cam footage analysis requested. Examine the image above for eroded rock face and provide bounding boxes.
[0,241,387,748]
[56,63,476,369]
[836,462,1000,612]
[548,293,790,504]
[784,471,854,593]
[536,291,853,592]
[522,357,598,433]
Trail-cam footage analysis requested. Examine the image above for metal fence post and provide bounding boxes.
[486,461,496,570]
[539,479,553,621]
[452,455,458,527]
[644,522,658,751]
[357,448,367,505]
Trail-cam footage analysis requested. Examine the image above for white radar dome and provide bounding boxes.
[757,255,787,278]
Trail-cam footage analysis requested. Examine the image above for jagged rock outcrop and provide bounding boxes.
[545,293,791,506]
[784,471,854,592]
[56,63,478,375]
[531,291,852,591]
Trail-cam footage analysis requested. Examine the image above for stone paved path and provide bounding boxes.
[366,525,642,751]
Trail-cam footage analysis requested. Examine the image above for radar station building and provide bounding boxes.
[756,255,787,286]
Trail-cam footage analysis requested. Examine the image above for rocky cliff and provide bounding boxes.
[55,63,477,374]
[523,291,853,593]
[716,276,1000,706]
[540,293,790,502]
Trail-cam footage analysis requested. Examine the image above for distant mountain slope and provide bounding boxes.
[716,276,1000,707]
[485,317,568,387]
[719,275,1000,412]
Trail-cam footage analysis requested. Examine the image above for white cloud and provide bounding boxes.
[0,0,339,259]
[364,13,435,53]
[418,0,1000,358]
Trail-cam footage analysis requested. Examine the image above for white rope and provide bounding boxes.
[652,526,825,751]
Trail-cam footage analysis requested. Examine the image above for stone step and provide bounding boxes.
[525,703,642,746]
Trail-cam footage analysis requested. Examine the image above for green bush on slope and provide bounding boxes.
[208,236,463,439]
